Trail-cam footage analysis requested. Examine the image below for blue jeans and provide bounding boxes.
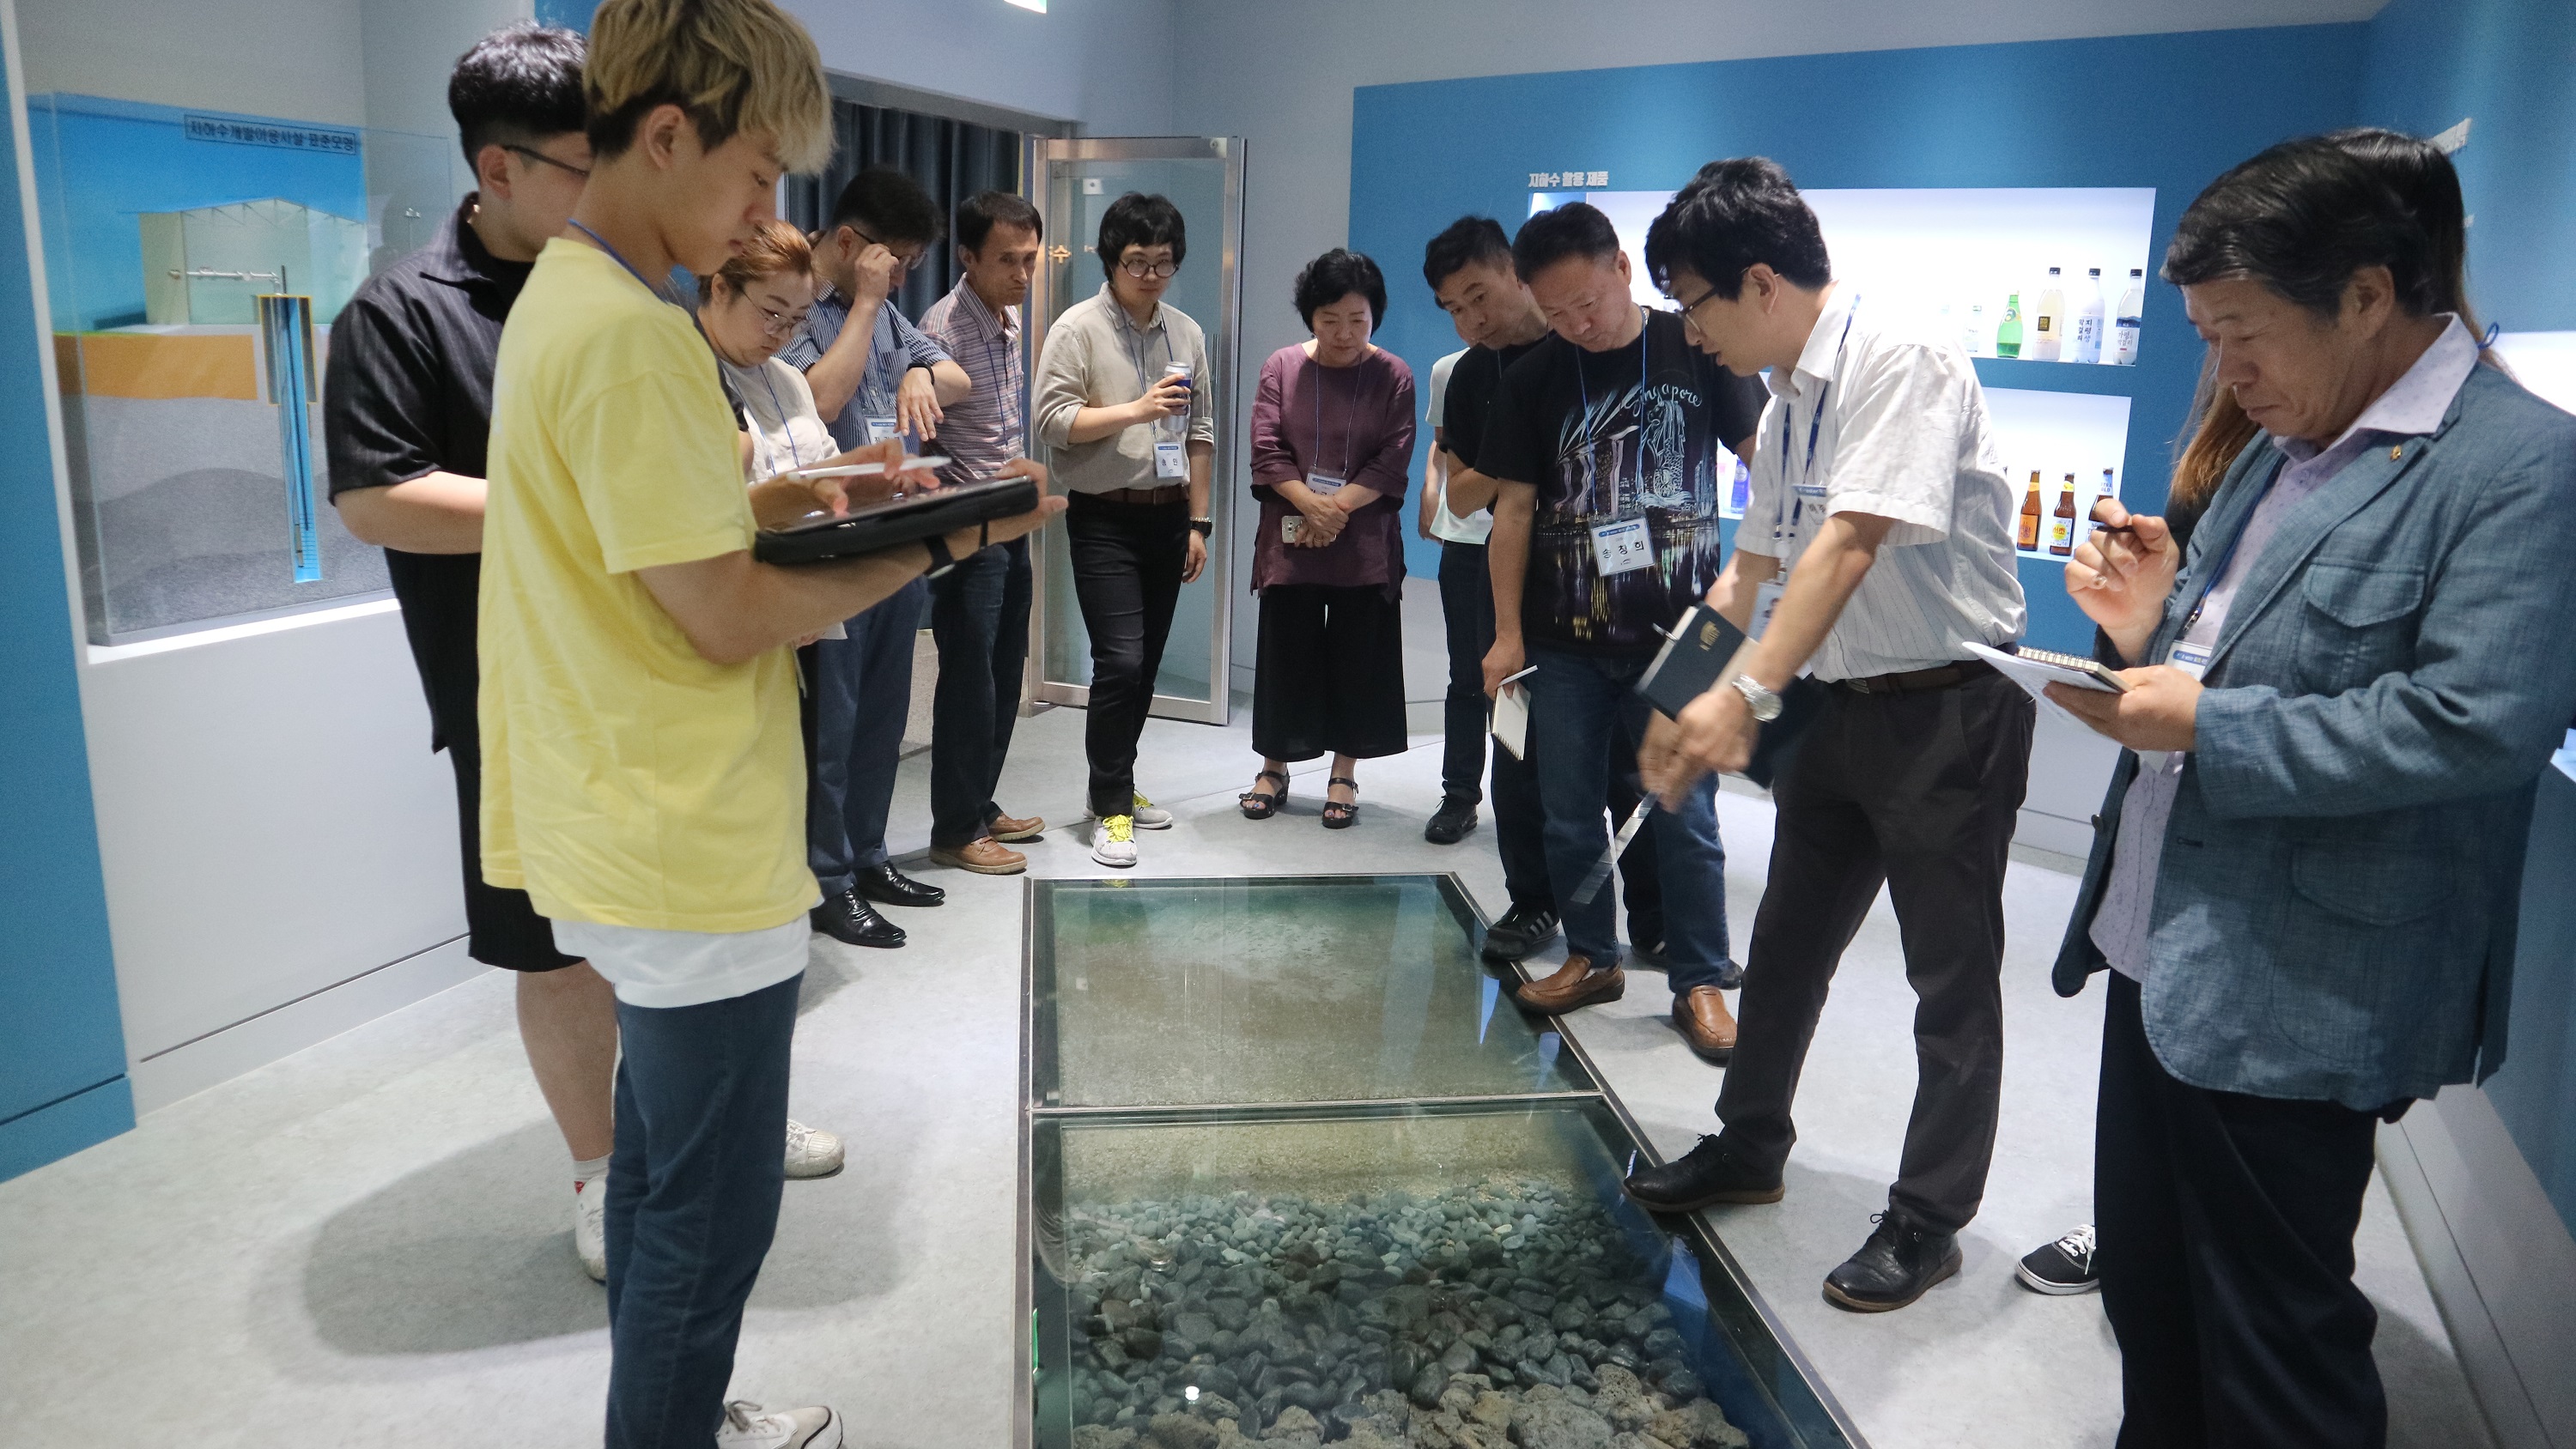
[1526,646,1731,994]
[928,539,1031,847]
[604,973,799,1448]
[804,579,926,890]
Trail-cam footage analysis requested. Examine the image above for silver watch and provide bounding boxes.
[1729,674,1783,723]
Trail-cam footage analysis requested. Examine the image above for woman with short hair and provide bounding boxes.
[1238,248,1415,828]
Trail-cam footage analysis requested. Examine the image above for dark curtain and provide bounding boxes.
[787,100,1023,323]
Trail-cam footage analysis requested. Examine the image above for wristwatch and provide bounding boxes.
[1729,674,1783,722]
[1188,517,1215,537]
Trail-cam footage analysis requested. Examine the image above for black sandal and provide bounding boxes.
[1321,776,1360,829]
[1238,769,1289,820]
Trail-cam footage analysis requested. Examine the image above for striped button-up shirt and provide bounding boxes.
[918,278,1025,486]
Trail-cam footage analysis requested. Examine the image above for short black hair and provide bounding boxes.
[1643,156,1832,300]
[1422,215,1512,293]
[1097,192,1187,279]
[2325,127,2474,322]
[447,22,586,166]
[830,167,945,247]
[2165,136,2437,320]
[1510,203,1620,282]
[1294,249,1388,330]
[955,190,1042,254]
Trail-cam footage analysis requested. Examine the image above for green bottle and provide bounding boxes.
[1996,294,2023,358]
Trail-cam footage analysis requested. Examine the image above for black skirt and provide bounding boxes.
[1252,583,1408,761]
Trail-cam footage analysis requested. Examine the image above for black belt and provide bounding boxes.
[1832,658,1997,695]
[1083,484,1188,506]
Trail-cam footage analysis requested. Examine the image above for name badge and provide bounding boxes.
[1749,580,1785,641]
[866,416,901,446]
[2166,640,2214,681]
[1591,517,1653,577]
[1793,480,1827,500]
[1154,440,1188,479]
[1305,471,1346,495]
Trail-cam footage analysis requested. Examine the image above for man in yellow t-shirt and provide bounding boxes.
[477,4,1059,1442]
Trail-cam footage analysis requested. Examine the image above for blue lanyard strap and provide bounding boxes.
[750,364,807,476]
[1574,312,1652,496]
[1310,354,1356,477]
[1116,305,1170,397]
[566,221,670,304]
[1771,295,1860,544]
[2179,454,2285,633]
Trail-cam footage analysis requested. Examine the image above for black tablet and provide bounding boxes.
[752,476,1041,565]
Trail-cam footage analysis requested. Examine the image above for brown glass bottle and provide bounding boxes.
[2049,474,2078,556]
[2018,470,2043,551]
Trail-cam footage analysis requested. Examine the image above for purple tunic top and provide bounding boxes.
[1249,344,1416,595]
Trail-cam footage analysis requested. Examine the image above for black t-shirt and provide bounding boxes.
[324,199,530,754]
[1480,310,1765,653]
[1440,336,1541,474]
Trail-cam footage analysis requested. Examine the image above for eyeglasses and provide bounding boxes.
[756,305,807,338]
[1671,284,1721,336]
[504,143,591,180]
[1120,258,1181,280]
[844,224,923,270]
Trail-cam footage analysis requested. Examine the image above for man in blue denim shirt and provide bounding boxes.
[2052,136,2576,1447]
[781,168,972,946]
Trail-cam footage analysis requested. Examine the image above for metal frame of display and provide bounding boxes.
[1019,135,1247,726]
[1013,871,1868,1449]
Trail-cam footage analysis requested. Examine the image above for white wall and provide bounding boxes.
[15,0,368,124]
[786,0,1181,133]
[1166,0,2388,682]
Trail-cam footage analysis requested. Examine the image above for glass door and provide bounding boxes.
[1024,136,1244,724]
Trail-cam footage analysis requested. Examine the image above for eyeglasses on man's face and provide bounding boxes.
[505,143,591,180]
[1120,256,1180,281]
[846,224,925,270]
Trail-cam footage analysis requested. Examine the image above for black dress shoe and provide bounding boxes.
[1824,1208,1963,1313]
[811,888,905,949]
[1621,1135,1784,1212]
[1481,904,1561,961]
[1424,797,1480,845]
[854,862,945,908]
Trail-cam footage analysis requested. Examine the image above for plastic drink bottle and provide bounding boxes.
[2032,268,2065,361]
[2071,268,2106,364]
[2113,270,2145,366]
[1964,303,1987,357]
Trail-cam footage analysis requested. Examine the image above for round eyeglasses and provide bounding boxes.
[1120,258,1181,281]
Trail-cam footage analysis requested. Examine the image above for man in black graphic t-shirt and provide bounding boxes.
[1479,203,1765,1056]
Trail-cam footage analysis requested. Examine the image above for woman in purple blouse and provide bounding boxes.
[1238,249,1417,828]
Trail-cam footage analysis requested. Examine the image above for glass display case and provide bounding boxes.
[27,93,470,642]
[1023,876,1862,1449]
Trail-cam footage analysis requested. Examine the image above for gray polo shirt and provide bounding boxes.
[1031,284,1217,495]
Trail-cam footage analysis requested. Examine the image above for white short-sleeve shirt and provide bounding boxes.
[1742,285,2026,680]
[1424,348,1492,545]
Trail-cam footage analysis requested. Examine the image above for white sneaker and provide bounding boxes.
[1091,815,1139,868]
[785,1119,844,1179]
[1128,791,1174,828]
[716,1401,841,1449]
[573,1176,607,1283]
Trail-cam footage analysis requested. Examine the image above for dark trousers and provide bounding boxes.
[1252,583,1408,761]
[1526,647,1721,994]
[927,537,1031,848]
[799,578,926,893]
[1437,541,1492,800]
[603,973,799,1449]
[1715,671,2032,1232]
[2097,973,2390,1449]
[1065,493,1189,819]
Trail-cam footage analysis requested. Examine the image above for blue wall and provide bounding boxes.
[1350,25,2368,653]
[25,94,368,332]
[2360,0,2576,335]
[532,0,599,34]
[1,66,134,1180]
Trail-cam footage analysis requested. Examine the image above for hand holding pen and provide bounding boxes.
[2064,494,2180,658]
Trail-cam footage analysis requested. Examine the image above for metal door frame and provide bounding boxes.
[1021,135,1245,725]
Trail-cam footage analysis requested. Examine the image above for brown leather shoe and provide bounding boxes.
[1514,955,1625,1015]
[1674,985,1737,1063]
[988,810,1044,843]
[927,837,1028,876]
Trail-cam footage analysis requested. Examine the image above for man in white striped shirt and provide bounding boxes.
[1623,158,2033,1316]
[918,191,1047,876]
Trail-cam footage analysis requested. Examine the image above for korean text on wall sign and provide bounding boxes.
[183,116,362,155]
[1529,171,1610,189]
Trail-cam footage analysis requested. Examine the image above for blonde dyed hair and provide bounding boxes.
[704,218,814,300]
[585,0,832,173]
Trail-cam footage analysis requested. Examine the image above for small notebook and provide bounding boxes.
[1491,680,1532,760]
[1632,603,1824,791]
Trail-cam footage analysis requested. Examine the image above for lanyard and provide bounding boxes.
[1310,353,1355,477]
[1115,303,1170,397]
[1574,311,1651,486]
[750,363,810,477]
[1771,295,1860,549]
[981,296,1024,448]
[566,221,670,305]
[2178,455,2286,634]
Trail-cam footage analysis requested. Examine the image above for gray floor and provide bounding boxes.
[0,698,2494,1447]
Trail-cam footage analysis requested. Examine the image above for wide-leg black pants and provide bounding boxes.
[1251,583,1407,762]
